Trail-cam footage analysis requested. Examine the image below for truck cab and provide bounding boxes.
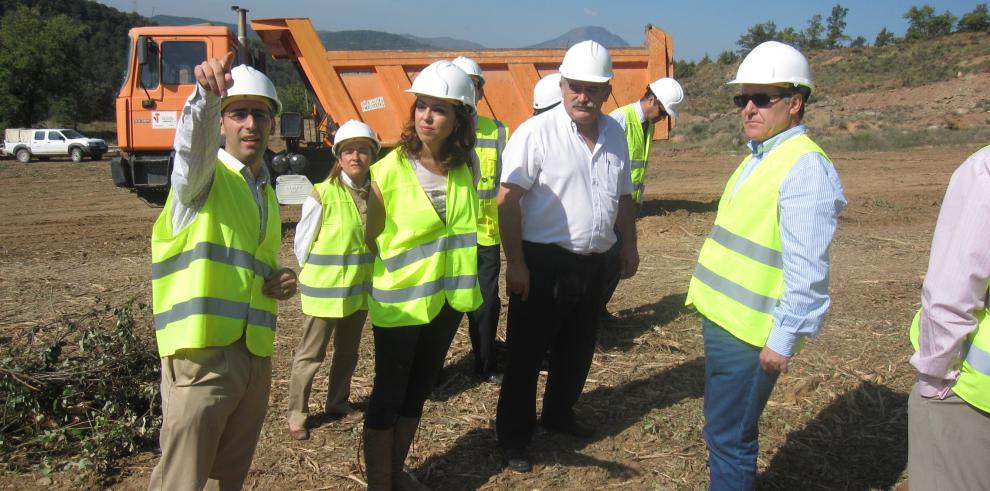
[112,26,241,191]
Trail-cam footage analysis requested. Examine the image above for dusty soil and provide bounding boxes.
[0,140,976,490]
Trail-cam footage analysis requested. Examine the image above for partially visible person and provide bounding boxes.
[685,41,845,490]
[452,56,510,385]
[496,40,638,473]
[362,60,481,490]
[149,52,297,490]
[286,120,379,440]
[531,73,562,115]
[907,145,990,491]
[600,77,684,321]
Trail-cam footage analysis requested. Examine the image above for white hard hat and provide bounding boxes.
[406,60,477,111]
[451,56,484,84]
[333,120,380,157]
[223,64,281,115]
[648,77,684,118]
[728,41,814,94]
[533,73,563,110]
[558,40,613,83]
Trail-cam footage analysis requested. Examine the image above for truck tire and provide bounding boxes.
[16,148,31,163]
[70,147,84,163]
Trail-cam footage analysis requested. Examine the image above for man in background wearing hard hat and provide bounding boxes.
[532,72,563,115]
[148,53,298,490]
[601,77,685,321]
[495,40,639,473]
[684,41,846,489]
[452,56,510,386]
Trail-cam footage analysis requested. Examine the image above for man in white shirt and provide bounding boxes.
[495,40,639,473]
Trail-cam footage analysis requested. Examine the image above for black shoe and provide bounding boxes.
[599,310,620,323]
[540,418,595,438]
[502,447,532,473]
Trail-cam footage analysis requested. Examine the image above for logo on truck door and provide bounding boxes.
[361,97,385,112]
[151,111,178,129]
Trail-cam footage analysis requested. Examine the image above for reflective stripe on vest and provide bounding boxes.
[621,104,653,204]
[369,148,482,327]
[910,299,990,412]
[686,133,829,348]
[151,159,280,357]
[473,116,508,245]
[298,179,373,318]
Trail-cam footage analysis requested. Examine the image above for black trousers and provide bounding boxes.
[365,303,463,429]
[467,243,502,374]
[495,241,607,450]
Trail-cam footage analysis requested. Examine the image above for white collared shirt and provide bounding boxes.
[501,104,632,254]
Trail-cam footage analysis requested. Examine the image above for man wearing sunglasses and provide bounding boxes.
[148,52,298,489]
[600,77,685,322]
[496,40,638,473]
[685,41,846,490]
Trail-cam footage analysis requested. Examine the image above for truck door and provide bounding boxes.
[48,131,69,155]
[30,131,52,155]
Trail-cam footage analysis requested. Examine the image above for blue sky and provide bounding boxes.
[97,1,987,60]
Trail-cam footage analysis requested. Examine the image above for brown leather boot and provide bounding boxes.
[392,417,429,491]
[363,427,393,490]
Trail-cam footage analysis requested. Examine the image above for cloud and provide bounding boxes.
[584,7,598,17]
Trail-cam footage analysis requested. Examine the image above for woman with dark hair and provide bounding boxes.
[287,120,379,440]
[362,60,481,490]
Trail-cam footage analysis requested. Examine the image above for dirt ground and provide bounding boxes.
[0,141,977,490]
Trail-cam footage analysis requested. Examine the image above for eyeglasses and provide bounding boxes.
[565,81,607,95]
[732,93,790,109]
[224,109,272,123]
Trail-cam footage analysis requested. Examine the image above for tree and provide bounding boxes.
[801,14,826,50]
[699,53,712,66]
[777,27,802,47]
[875,27,896,46]
[718,50,739,65]
[0,6,85,127]
[737,21,777,53]
[957,3,990,32]
[850,35,868,48]
[826,4,850,48]
[904,4,958,40]
[673,59,697,79]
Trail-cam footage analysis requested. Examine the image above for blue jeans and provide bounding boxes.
[702,317,779,490]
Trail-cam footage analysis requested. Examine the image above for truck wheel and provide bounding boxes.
[16,148,31,163]
[70,147,83,163]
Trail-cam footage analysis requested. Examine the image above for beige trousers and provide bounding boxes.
[287,311,368,428]
[148,337,271,491]
[908,383,990,490]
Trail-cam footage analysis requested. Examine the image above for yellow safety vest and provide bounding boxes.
[298,178,372,318]
[686,134,829,347]
[473,116,508,246]
[369,148,482,327]
[151,159,281,357]
[619,104,653,204]
[910,288,990,413]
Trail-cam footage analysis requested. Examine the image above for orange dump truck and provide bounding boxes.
[112,15,673,204]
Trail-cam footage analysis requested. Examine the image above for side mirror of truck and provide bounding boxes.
[280,112,303,139]
[137,37,158,66]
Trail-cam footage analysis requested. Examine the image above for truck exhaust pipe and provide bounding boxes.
[231,5,249,65]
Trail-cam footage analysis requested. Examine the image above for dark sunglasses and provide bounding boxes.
[732,93,790,109]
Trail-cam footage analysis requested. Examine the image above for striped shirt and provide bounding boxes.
[733,125,847,357]
[912,146,990,398]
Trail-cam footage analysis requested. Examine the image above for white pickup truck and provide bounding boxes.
[2,128,108,163]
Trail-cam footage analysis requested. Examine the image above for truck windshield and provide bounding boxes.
[163,42,207,85]
[62,130,84,139]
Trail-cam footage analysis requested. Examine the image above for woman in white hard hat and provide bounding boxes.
[361,60,481,490]
[286,120,380,441]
